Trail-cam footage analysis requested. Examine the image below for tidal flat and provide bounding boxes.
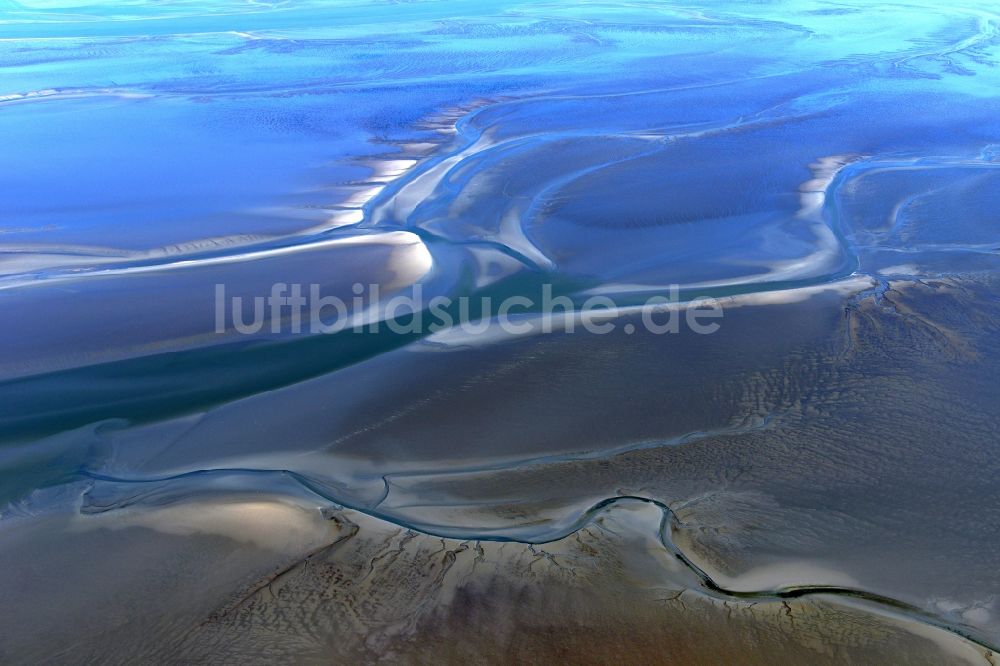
[2,0,1000,663]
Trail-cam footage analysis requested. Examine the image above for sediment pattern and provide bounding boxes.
[3,0,1000,662]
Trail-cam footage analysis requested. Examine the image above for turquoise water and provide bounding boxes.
[2,0,1000,660]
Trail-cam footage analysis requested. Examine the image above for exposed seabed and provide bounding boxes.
[3,0,1000,662]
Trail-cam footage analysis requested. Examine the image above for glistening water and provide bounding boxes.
[2,1,1000,662]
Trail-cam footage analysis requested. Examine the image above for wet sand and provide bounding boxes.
[4,0,1000,662]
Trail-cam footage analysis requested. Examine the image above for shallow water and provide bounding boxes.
[2,0,1000,661]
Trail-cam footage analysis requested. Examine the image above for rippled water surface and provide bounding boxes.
[2,0,1000,662]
